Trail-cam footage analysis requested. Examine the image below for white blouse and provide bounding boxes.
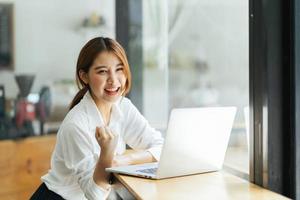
[41,92,164,200]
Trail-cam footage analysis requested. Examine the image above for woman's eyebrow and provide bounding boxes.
[94,66,107,70]
[116,63,123,67]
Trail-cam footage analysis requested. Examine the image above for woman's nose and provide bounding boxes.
[107,71,117,84]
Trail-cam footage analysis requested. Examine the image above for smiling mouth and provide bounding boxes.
[104,87,120,96]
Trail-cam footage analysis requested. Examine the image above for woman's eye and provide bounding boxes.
[116,68,124,72]
[97,70,107,74]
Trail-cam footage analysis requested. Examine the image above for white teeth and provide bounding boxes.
[105,87,119,92]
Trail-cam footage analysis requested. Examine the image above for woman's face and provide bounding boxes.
[81,51,127,106]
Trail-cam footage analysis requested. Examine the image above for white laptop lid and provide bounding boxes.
[156,107,236,179]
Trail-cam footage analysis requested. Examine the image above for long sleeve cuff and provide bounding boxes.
[147,146,162,161]
[84,178,111,200]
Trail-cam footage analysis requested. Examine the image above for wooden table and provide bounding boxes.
[112,171,289,200]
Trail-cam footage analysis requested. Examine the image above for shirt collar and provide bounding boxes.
[82,92,123,127]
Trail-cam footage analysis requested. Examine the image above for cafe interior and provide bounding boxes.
[0,0,297,199]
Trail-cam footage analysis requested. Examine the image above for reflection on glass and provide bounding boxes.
[143,0,169,130]
[143,0,249,175]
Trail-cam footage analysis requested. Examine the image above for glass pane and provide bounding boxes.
[143,0,249,175]
[143,0,169,131]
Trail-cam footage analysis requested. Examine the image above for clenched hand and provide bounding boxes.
[95,126,118,160]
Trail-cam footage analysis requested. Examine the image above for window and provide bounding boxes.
[142,0,249,177]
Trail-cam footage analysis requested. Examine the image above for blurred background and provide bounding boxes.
[0,0,248,198]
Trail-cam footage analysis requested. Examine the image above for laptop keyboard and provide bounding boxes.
[137,167,157,174]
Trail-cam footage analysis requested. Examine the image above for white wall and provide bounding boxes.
[0,0,115,98]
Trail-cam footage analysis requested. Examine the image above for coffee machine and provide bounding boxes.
[14,74,36,136]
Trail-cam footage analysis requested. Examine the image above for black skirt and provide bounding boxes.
[30,183,65,200]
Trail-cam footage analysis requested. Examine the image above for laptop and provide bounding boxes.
[106,107,237,179]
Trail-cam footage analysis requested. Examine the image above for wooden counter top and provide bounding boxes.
[114,171,289,200]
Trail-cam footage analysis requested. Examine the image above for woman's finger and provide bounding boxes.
[95,127,101,140]
[99,126,108,140]
[105,127,114,139]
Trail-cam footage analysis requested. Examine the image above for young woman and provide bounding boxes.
[30,37,164,200]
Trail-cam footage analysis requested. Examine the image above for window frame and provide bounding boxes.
[250,0,298,199]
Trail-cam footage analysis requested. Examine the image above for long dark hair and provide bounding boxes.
[69,37,132,110]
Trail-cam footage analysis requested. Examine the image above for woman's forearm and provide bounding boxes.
[93,153,113,190]
[113,151,156,167]
[128,151,156,165]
